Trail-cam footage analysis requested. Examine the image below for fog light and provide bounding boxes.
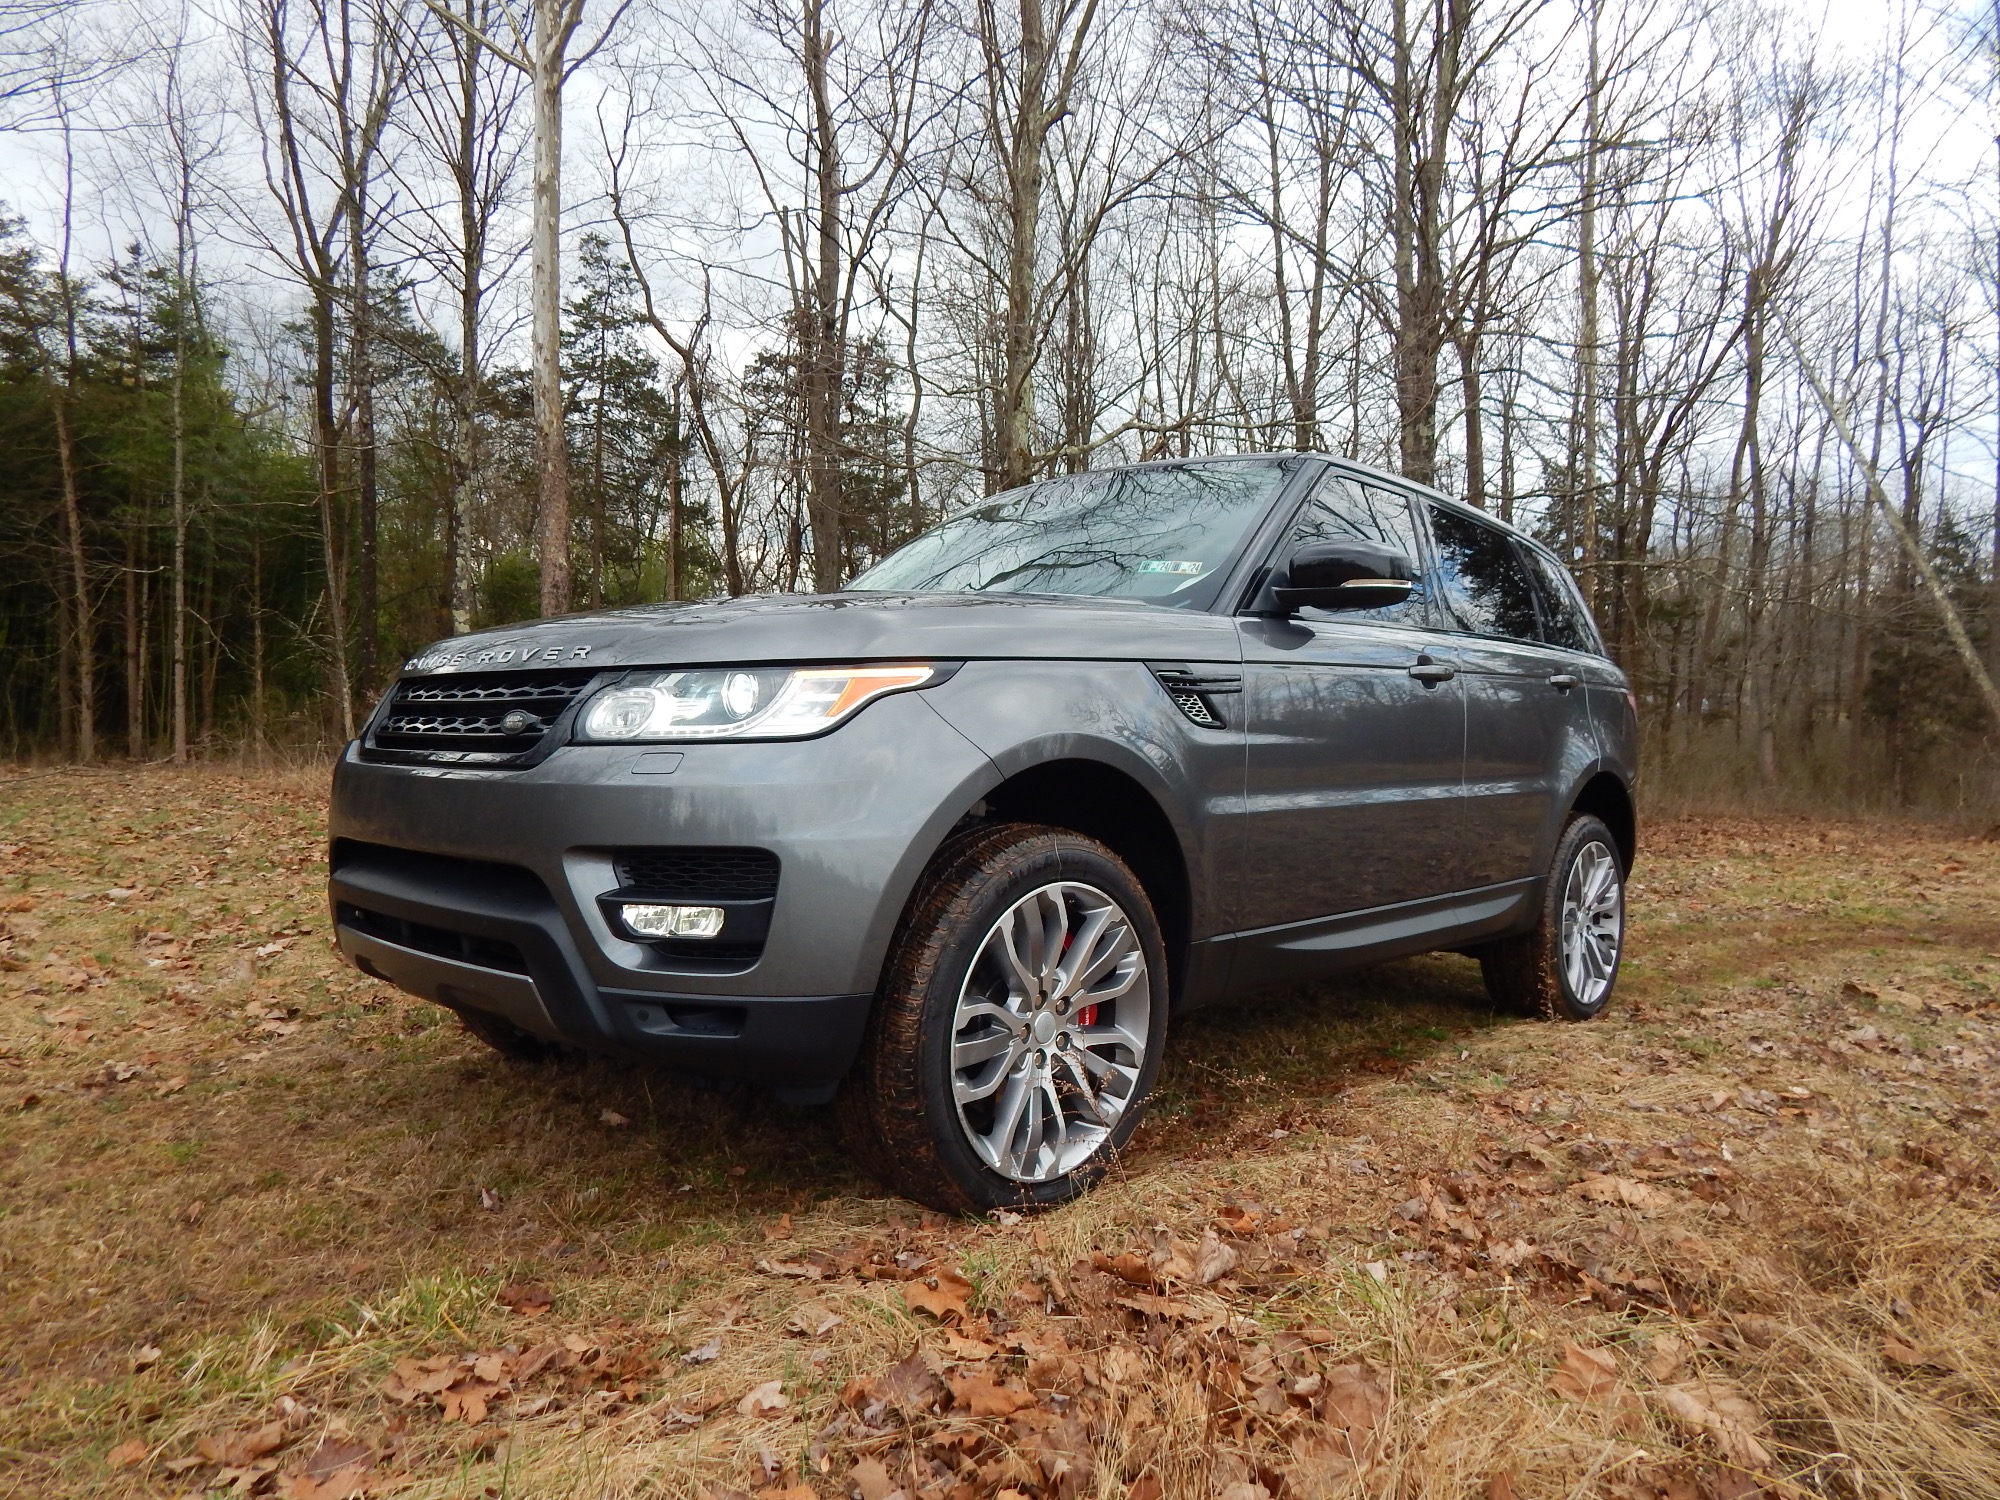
[622,903,726,939]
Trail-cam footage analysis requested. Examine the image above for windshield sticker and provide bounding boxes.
[1137,560,1204,575]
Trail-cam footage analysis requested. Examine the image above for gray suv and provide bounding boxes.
[329,455,1636,1211]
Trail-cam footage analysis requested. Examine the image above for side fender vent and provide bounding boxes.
[1150,664,1242,730]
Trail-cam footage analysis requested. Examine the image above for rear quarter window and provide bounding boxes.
[1521,546,1604,656]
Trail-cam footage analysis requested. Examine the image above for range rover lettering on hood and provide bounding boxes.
[405,641,594,672]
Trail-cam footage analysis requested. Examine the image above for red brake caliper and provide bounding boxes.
[1060,929,1096,1028]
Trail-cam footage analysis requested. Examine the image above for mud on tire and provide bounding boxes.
[839,822,1169,1214]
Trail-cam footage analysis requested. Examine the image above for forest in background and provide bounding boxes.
[0,0,1996,813]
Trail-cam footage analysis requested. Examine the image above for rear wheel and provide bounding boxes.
[842,824,1168,1213]
[1480,813,1625,1021]
[456,1007,563,1062]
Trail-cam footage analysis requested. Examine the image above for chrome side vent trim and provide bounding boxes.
[1149,664,1242,730]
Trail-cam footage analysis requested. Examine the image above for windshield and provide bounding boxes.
[845,459,1294,610]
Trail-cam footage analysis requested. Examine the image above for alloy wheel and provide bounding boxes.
[948,880,1150,1183]
[1559,839,1623,1007]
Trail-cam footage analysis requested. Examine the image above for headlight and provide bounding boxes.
[575,664,936,742]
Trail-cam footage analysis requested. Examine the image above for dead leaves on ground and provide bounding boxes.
[381,1330,653,1427]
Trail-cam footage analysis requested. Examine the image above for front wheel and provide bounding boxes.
[841,824,1168,1213]
[1479,813,1626,1021]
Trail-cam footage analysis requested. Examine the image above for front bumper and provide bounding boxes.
[327,690,1001,1089]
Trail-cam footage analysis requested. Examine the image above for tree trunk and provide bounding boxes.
[530,0,571,617]
[352,227,379,689]
[52,110,93,761]
[52,394,93,761]
[125,530,144,757]
[313,290,356,739]
[802,0,847,590]
[1387,0,1459,486]
[1574,0,1602,606]
[667,393,683,601]
[1458,335,1484,509]
[251,527,266,765]
[995,0,1047,490]
[170,254,190,765]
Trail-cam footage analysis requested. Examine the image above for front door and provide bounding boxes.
[1235,473,1467,953]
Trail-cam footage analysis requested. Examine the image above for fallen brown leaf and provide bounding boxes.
[850,1457,901,1500]
[904,1269,974,1320]
[785,1301,843,1339]
[195,1422,287,1467]
[106,1438,148,1468]
[1657,1381,1773,1469]
[1321,1362,1389,1462]
[940,1329,999,1360]
[1646,1334,1690,1383]
[1550,1342,1620,1401]
[1090,1249,1158,1289]
[738,1379,788,1417]
[1573,1173,1673,1211]
[1192,1227,1239,1285]
[496,1282,552,1317]
[948,1370,1036,1417]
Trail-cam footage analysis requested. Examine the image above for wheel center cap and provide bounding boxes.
[1031,1012,1058,1046]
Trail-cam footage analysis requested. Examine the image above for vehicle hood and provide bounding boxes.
[398,592,1241,675]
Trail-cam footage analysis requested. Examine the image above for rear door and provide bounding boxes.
[1427,507,1575,890]
[1235,471,1466,936]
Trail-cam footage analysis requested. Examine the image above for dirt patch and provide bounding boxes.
[1,771,1997,1498]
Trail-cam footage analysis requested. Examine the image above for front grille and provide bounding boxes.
[372,670,598,755]
[337,902,529,975]
[613,847,781,901]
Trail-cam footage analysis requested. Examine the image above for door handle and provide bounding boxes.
[1548,673,1579,692]
[1408,662,1456,684]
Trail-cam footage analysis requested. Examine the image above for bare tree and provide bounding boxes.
[239,0,408,738]
[395,0,527,633]
[426,0,629,616]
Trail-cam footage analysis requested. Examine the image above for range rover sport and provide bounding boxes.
[328,454,1637,1212]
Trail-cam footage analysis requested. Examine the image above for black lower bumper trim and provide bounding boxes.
[328,841,871,1087]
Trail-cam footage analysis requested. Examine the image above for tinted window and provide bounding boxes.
[1284,475,1431,626]
[1429,507,1540,641]
[1522,547,1601,654]
[848,461,1290,610]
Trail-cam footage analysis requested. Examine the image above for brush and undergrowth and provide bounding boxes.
[1,767,1997,1498]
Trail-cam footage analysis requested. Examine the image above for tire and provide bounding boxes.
[840,823,1169,1214]
[457,1007,564,1062]
[1479,813,1626,1021]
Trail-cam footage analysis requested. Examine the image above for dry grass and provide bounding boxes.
[1,767,1997,1500]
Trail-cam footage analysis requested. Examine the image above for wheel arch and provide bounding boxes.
[975,757,1194,1003]
[1569,770,1636,873]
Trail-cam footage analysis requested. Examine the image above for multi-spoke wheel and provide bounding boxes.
[1479,813,1626,1021]
[950,881,1151,1182]
[841,825,1168,1212]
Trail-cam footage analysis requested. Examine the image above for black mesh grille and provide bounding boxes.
[373,670,598,755]
[613,847,781,901]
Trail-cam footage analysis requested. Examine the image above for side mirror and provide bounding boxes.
[1271,539,1417,613]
